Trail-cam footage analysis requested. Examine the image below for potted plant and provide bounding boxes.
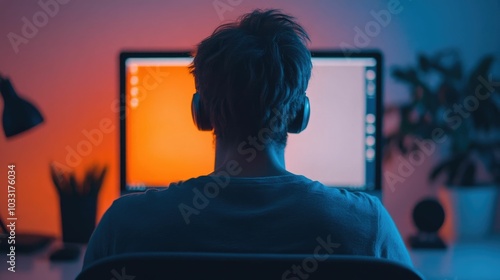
[385,49,500,240]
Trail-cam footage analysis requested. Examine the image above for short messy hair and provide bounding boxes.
[190,9,312,146]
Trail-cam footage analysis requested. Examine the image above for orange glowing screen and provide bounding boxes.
[126,57,214,187]
[124,54,379,191]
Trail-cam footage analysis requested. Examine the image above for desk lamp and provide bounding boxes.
[1,75,44,137]
[0,74,53,252]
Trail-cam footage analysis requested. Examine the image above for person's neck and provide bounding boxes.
[212,139,291,177]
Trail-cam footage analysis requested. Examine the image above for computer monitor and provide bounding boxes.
[119,51,382,193]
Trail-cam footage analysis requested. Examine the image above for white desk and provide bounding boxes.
[410,237,500,280]
[0,242,85,280]
[1,238,499,280]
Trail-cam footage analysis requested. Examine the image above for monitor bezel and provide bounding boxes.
[119,50,383,194]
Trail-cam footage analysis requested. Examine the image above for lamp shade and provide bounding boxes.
[0,77,44,138]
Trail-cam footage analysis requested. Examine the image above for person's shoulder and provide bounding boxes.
[98,192,156,225]
[338,189,382,208]
[304,178,381,207]
[109,178,207,209]
[112,189,158,206]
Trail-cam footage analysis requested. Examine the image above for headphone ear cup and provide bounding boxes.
[191,93,213,131]
[288,96,310,134]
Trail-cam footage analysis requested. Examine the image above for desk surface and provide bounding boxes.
[410,237,500,280]
[1,238,500,280]
[0,242,85,280]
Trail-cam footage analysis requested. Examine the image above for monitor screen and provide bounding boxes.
[120,51,382,192]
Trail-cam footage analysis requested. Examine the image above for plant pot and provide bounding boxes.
[438,185,499,241]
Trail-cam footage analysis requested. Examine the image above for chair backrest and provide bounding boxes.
[77,252,424,280]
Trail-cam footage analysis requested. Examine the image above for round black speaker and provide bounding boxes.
[412,197,445,233]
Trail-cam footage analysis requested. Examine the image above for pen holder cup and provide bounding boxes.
[59,195,97,244]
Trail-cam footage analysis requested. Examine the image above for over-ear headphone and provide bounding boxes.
[191,93,310,134]
[288,96,310,134]
[191,93,212,131]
